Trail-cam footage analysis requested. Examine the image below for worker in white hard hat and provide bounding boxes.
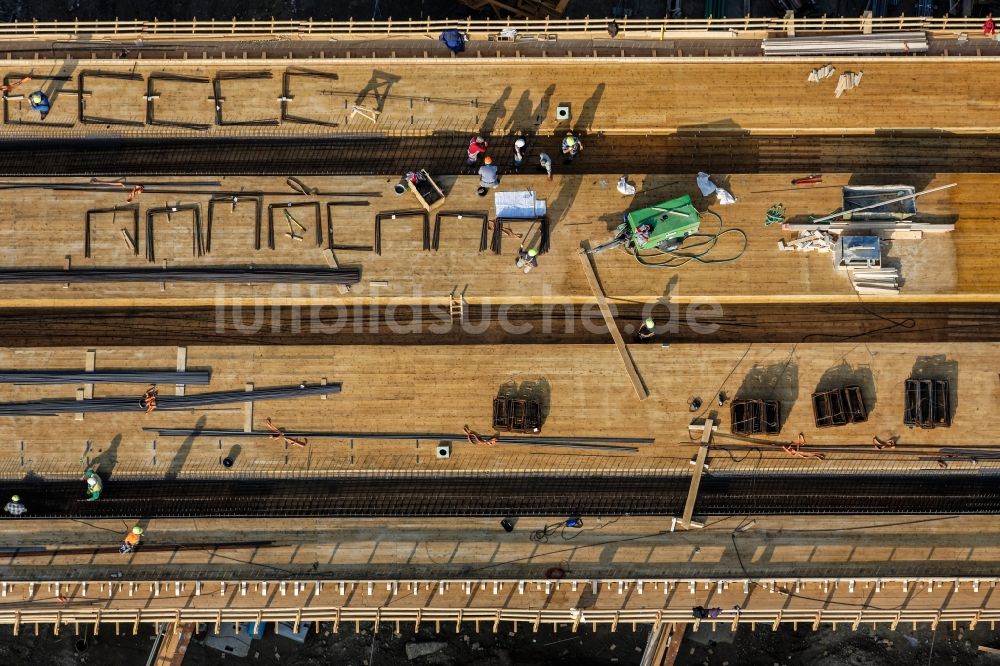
[513,137,527,172]
[121,525,144,554]
[561,132,583,163]
[516,245,540,274]
[83,469,103,501]
[638,317,656,341]
[4,495,25,516]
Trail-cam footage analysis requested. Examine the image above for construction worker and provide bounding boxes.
[120,525,143,554]
[538,153,553,180]
[27,90,50,119]
[83,469,103,501]
[561,132,583,163]
[637,317,656,341]
[513,138,526,172]
[3,495,25,516]
[516,246,539,274]
[467,135,488,165]
[478,156,499,192]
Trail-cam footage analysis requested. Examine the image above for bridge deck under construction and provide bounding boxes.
[1,58,999,135]
[0,172,989,307]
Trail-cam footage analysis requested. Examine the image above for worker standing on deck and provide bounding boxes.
[467,135,489,165]
[3,495,25,516]
[120,525,143,554]
[28,90,50,119]
[478,156,499,195]
[539,153,553,180]
[516,246,539,274]
[561,133,583,163]
[83,469,103,501]
[513,138,526,172]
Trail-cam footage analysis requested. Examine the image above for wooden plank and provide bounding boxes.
[681,419,713,528]
[577,243,648,401]
[175,347,187,396]
[154,623,196,666]
[244,382,254,433]
[82,350,95,400]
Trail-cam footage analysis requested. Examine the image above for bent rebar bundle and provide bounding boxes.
[0,268,360,285]
[0,383,341,416]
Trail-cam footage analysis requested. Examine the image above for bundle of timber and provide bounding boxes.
[0,268,360,285]
[778,230,834,253]
[850,267,899,294]
[0,383,340,416]
[763,32,928,56]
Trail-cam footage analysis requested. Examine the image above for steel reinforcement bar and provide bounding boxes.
[0,134,995,176]
[4,473,999,518]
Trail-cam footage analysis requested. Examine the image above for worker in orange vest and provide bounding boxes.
[120,525,144,554]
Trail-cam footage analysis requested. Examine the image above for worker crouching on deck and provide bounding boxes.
[120,525,143,554]
[477,156,499,196]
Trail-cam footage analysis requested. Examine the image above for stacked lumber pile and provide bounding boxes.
[850,267,899,294]
[778,230,835,253]
[763,32,928,56]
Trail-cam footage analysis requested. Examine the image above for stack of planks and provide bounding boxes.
[850,267,899,294]
[778,230,835,253]
[763,32,928,56]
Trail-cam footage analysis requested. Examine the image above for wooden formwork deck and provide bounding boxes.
[0,341,993,477]
[0,172,990,308]
[0,514,999,622]
[1,59,1000,134]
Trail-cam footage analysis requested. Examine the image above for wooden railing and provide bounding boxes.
[0,15,986,40]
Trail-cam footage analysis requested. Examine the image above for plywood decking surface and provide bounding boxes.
[0,172,990,307]
[2,59,1000,134]
[0,342,993,476]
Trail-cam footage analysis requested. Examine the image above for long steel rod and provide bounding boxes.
[0,268,360,285]
[0,383,340,416]
[143,428,653,446]
[0,371,210,385]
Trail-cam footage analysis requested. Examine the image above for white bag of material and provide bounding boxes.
[715,188,736,205]
[617,175,636,196]
[696,172,717,196]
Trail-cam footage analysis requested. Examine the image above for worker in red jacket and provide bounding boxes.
[467,135,488,165]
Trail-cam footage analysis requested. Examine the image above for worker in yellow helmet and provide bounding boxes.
[516,246,539,274]
[120,525,144,554]
[27,90,50,119]
[561,132,583,163]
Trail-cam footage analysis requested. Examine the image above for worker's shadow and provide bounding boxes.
[91,434,122,479]
[504,90,533,133]
[735,361,799,428]
[813,362,877,416]
[355,70,401,113]
[166,415,207,480]
[572,83,605,134]
[531,84,555,127]
[479,85,511,135]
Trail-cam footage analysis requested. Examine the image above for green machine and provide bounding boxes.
[589,194,747,268]
[624,194,701,250]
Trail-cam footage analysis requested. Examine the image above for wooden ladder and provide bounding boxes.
[450,292,465,324]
